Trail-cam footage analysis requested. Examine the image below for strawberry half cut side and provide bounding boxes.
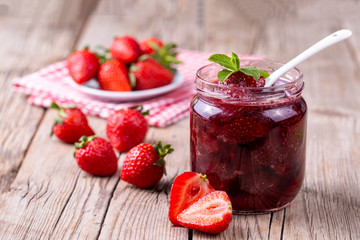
[177,191,232,235]
[169,172,215,226]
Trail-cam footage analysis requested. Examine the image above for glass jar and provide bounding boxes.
[190,60,307,214]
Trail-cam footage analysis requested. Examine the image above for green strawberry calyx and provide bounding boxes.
[153,141,174,176]
[148,43,182,74]
[128,105,150,116]
[128,64,139,89]
[208,52,270,82]
[93,45,111,64]
[199,173,209,183]
[74,135,97,149]
[50,102,76,136]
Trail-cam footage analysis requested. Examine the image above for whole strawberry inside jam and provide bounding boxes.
[222,71,265,87]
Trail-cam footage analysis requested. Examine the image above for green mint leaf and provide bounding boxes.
[231,52,240,71]
[208,54,235,71]
[217,69,234,82]
[259,70,270,78]
[240,66,261,81]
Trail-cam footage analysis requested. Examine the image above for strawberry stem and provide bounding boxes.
[50,102,75,136]
[153,141,174,175]
[129,64,139,89]
[50,102,76,110]
[129,105,150,116]
[94,46,112,64]
[50,102,60,110]
[75,135,96,149]
[199,173,209,183]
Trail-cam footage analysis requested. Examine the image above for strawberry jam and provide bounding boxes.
[190,60,307,214]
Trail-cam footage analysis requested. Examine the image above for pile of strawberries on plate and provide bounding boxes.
[66,35,181,91]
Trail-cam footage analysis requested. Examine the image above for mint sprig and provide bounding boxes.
[208,52,269,82]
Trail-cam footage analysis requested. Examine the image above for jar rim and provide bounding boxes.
[196,60,303,91]
[195,60,304,103]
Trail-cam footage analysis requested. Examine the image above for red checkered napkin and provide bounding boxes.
[12,49,261,127]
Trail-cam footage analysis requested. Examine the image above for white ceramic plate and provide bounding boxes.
[66,73,184,102]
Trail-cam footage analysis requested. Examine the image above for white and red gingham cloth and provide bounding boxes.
[12,49,261,127]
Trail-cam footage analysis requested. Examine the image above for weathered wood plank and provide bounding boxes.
[251,2,360,240]
[204,0,259,53]
[0,0,98,193]
[0,109,114,239]
[300,112,360,240]
[97,119,190,240]
[0,0,110,239]
[76,0,206,50]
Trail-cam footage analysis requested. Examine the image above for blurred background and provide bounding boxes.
[1,0,359,108]
[2,0,359,58]
[0,0,358,137]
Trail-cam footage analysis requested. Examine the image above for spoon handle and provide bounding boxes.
[264,29,352,87]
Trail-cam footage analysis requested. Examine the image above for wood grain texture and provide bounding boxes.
[77,0,206,50]
[0,0,359,239]
[97,119,190,240]
[0,0,98,193]
[0,109,114,239]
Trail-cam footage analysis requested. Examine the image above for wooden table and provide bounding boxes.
[1,0,359,239]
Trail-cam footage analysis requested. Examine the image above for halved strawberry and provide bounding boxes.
[177,191,232,235]
[169,172,215,226]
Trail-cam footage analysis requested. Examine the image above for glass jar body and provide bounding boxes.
[190,61,307,214]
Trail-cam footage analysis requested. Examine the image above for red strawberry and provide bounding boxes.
[222,112,270,144]
[169,172,215,226]
[51,102,95,143]
[74,136,118,176]
[121,141,174,188]
[106,106,148,152]
[131,58,173,90]
[223,71,267,87]
[110,35,141,64]
[177,191,232,235]
[67,48,99,84]
[97,60,132,91]
[139,37,164,54]
[256,76,266,87]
